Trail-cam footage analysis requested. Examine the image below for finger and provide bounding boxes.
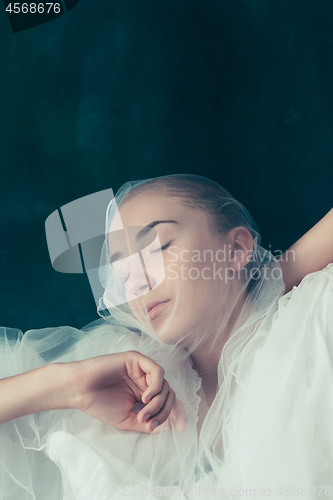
[114,410,171,434]
[138,379,171,423]
[125,352,165,400]
[141,367,165,403]
[139,386,175,432]
[149,417,173,434]
[149,389,175,431]
[115,410,155,434]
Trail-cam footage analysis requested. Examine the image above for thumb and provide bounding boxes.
[115,411,160,434]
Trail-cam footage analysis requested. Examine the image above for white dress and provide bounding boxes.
[1,264,333,500]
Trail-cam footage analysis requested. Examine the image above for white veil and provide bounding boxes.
[0,173,292,500]
[89,174,286,495]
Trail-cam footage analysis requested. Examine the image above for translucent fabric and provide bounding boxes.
[1,174,333,499]
[1,265,333,499]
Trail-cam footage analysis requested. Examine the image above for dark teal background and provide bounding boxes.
[1,0,332,332]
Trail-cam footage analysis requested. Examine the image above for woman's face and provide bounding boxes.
[108,191,235,346]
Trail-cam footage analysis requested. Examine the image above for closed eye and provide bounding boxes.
[123,272,130,283]
[152,242,171,253]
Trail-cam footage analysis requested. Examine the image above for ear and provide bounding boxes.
[228,227,254,271]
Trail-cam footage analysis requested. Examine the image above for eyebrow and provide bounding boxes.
[109,220,178,264]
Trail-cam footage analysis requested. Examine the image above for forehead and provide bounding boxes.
[111,192,186,229]
[106,191,218,259]
[106,193,185,260]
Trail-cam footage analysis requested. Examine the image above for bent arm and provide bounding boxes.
[278,208,333,293]
[0,352,186,432]
[0,363,69,425]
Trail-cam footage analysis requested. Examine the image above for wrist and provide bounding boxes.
[51,361,84,411]
[35,362,74,412]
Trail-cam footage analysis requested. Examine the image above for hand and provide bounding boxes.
[63,350,187,434]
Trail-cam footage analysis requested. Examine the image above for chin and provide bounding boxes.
[153,318,187,347]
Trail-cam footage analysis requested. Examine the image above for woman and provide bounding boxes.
[0,174,332,500]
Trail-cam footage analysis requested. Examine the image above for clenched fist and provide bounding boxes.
[60,350,187,434]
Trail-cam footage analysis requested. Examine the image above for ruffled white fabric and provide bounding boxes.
[1,264,333,500]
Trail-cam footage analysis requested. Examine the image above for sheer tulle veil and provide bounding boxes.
[0,173,294,500]
[95,173,286,479]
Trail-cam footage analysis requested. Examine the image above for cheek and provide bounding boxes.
[161,239,227,297]
[163,256,220,286]
[127,299,141,319]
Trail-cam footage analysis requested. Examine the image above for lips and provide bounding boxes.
[144,299,170,320]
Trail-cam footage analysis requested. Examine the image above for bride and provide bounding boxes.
[0,174,332,500]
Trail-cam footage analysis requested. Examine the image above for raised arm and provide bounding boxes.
[278,208,333,293]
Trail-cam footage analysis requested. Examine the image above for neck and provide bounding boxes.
[189,288,249,406]
[189,327,227,407]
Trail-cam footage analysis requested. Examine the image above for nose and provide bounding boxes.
[125,258,157,301]
[127,277,150,300]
